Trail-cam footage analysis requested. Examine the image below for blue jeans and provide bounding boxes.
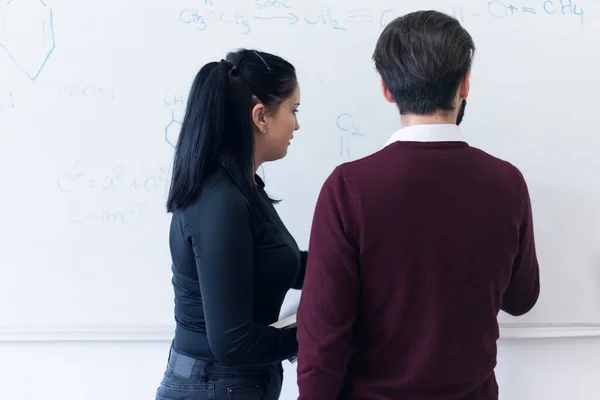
[156,347,284,400]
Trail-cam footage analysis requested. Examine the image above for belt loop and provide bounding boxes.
[166,343,174,370]
[200,359,209,383]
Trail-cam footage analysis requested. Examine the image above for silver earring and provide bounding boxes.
[262,127,267,135]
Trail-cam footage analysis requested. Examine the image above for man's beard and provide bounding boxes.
[456,99,467,126]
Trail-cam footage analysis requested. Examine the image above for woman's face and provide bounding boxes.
[255,85,301,164]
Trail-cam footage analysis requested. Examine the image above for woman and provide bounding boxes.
[155,48,307,400]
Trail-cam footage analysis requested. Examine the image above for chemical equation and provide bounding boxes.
[448,0,584,26]
[178,0,585,34]
[58,83,116,101]
[0,0,56,81]
[179,7,360,34]
[0,92,14,110]
[68,201,148,227]
[57,162,169,198]
[336,113,364,161]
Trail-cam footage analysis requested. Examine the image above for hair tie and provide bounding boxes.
[221,59,240,77]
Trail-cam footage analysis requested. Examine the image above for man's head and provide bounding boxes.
[373,10,475,125]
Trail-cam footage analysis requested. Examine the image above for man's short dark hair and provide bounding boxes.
[373,10,475,115]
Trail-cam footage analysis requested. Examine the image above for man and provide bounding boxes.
[296,10,540,400]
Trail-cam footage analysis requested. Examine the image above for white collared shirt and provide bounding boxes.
[383,124,467,149]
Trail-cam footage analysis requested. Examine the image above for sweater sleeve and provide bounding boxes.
[501,168,541,316]
[291,251,308,290]
[187,187,297,367]
[297,166,360,399]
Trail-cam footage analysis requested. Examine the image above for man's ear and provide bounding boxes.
[380,77,395,103]
[459,70,471,100]
[251,102,267,134]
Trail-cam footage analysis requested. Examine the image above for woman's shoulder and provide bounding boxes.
[203,167,243,194]
[177,168,251,219]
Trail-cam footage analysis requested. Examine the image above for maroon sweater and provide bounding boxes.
[296,137,540,400]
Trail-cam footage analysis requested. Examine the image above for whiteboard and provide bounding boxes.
[1,0,599,336]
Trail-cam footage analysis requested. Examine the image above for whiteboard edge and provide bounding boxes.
[1,324,600,342]
[499,323,600,339]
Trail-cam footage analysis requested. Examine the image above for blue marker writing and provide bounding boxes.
[0,0,56,81]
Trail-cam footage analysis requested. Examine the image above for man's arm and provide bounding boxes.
[297,166,360,399]
[501,169,540,316]
[188,187,297,367]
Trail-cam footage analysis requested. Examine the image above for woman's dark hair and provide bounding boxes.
[166,49,297,214]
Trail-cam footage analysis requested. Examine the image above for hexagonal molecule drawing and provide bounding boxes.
[0,0,56,81]
[165,110,183,149]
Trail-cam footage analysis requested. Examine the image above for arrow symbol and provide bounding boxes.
[254,13,299,25]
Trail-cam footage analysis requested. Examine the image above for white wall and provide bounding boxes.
[1,338,599,399]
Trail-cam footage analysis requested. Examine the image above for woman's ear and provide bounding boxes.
[252,103,267,134]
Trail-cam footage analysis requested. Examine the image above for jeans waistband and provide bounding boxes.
[167,346,281,380]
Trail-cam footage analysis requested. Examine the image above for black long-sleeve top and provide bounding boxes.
[168,167,306,367]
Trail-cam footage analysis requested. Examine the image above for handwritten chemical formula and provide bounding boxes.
[448,0,584,25]
[0,0,56,81]
[56,162,170,226]
[57,162,169,198]
[163,94,187,107]
[68,201,148,227]
[178,0,585,35]
[336,113,364,161]
[163,94,187,149]
[164,110,183,149]
[57,83,117,102]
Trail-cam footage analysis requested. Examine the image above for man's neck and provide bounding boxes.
[401,113,456,127]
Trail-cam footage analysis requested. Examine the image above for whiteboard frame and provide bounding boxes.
[1,324,600,342]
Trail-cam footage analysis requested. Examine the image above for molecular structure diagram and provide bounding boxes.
[165,110,183,149]
[0,0,56,81]
[336,113,364,161]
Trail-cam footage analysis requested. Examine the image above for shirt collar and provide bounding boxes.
[383,124,467,149]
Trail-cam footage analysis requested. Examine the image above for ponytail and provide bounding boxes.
[166,49,297,215]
